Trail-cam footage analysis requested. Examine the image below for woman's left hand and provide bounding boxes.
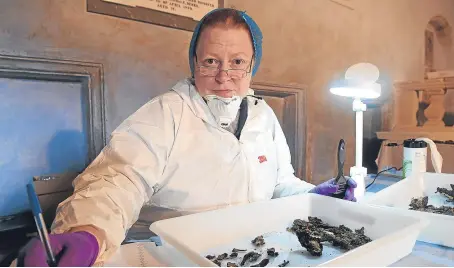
[309,177,357,202]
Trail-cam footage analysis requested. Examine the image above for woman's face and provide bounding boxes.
[194,26,254,98]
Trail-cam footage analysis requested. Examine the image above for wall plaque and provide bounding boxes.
[87,0,224,31]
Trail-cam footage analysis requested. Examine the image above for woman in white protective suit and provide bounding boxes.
[17,8,357,267]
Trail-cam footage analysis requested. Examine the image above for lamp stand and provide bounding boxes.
[351,98,367,200]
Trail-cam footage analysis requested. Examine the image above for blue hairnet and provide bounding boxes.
[188,8,263,77]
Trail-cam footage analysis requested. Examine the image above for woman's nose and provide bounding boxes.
[215,69,231,83]
[215,61,232,83]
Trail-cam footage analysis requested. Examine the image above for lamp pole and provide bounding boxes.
[351,98,367,200]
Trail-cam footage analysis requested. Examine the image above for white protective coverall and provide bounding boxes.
[51,78,315,261]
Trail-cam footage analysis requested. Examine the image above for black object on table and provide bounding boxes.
[331,139,348,199]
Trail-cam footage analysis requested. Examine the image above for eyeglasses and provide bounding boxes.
[195,54,253,79]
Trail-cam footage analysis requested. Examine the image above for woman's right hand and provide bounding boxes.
[17,231,99,267]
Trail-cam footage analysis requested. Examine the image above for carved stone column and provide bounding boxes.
[445,77,454,127]
[419,79,448,128]
[424,88,446,127]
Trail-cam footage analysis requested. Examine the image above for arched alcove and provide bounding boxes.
[422,16,454,126]
[425,16,452,73]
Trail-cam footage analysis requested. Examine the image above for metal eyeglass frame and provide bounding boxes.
[194,54,254,79]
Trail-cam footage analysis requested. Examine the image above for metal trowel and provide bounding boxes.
[331,139,348,199]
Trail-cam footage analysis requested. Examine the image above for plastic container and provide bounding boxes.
[365,172,454,248]
[403,139,428,178]
[150,194,427,267]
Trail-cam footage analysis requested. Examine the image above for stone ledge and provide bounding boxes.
[377,131,454,141]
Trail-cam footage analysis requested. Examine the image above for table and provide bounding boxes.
[365,175,454,266]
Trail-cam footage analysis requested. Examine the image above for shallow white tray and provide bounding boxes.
[365,172,454,248]
[150,194,427,267]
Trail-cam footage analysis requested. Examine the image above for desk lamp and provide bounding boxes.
[329,63,381,200]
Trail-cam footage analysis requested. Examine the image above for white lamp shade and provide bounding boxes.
[345,63,380,83]
[330,79,381,99]
[330,63,382,99]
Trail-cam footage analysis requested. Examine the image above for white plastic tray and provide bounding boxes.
[150,194,427,267]
[365,172,454,248]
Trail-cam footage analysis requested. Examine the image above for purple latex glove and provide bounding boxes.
[17,231,99,267]
[309,177,357,201]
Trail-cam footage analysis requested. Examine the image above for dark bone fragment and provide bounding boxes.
[290,217,372,255]
[240,251,261,266]
[278,260,289,267]
[266,248,279,257]
[436,184,454,202]
[251,258,270,267]
[251,235,265,247]
[409,196,454,216]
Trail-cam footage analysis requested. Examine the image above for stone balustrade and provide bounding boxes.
[378,74,454,141]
